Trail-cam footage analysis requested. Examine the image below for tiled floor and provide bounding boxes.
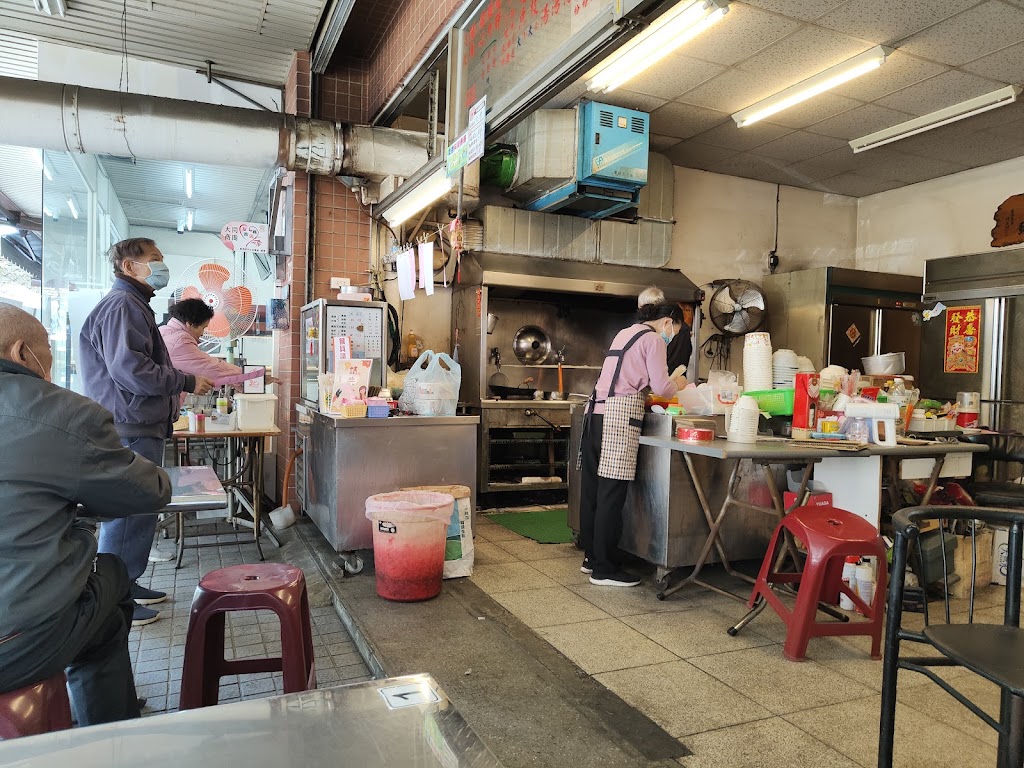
[131,519,373,715]
[470,514,1008,768]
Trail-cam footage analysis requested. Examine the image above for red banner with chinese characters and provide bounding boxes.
[943,305,982,374]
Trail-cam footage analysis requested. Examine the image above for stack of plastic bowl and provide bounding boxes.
[772,349,798,389]
[743,333,774,392]
[819,365,847,392]
[727,395,761,443]
[796,356,816,373]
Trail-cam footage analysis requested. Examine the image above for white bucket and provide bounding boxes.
[233,394,278,430]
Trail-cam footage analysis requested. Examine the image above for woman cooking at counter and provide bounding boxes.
[578,302,686,587]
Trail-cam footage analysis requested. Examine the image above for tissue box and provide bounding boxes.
[783,491,833,509]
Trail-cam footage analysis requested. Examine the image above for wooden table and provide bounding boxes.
[170,425,282,567]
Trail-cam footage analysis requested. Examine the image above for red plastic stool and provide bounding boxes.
[179,563,316,709]
[0,673,72,739]
[743,505,888,661]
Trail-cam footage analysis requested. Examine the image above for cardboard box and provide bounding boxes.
[992,526,1024,586]
[783,491,833,509]
[951,529,993,597]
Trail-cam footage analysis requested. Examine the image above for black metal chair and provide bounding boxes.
[879,505,1024,768]
[963,434,1024,508]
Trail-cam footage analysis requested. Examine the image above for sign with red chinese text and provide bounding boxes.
[943,305,982,374]
[991,193,1024,248]
[220,221,269,253]
[454,0,625,132]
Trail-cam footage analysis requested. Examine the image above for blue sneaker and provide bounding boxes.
[131,583,167,605]
[131,605,161,627]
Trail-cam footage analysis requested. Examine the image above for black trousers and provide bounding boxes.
[578,414,631,578]
[0,554,140,726]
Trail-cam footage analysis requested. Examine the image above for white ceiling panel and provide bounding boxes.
[690,120,793,151]
[0,146,43,217]
[739,0,846,21]
[813,172,903,196]
[649,134,684,152]
[707,152,795,183]
[734,26,874,86]
[0,30,37,79]
[672,3,803,67]
[760,92,862,129]
[663,140,739,170]
[679,68,796,114]
[828,51,949,102]
[855,152,970,184]
[806,103,918,140]
[750,131,850,162]
[816,0,981,45]
[876,70,1009,114]
[899,0,1024,67]
[603,90,669,113]
[961,40,1024,81]
[786,146,901,180]
[648,102,730,139]
[623,55,724,100]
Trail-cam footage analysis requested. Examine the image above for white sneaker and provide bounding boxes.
[589,571,641,588]
[148,548,175,563]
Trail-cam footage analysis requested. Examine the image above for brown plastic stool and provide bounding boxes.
[0,673,73,739]
[179,563,316,709]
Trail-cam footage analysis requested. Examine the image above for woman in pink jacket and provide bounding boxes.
[160,299,245,400]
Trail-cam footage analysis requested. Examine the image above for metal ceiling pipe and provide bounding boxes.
[0,75,427,179]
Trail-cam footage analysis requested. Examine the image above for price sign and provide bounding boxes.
[446,97,487,177]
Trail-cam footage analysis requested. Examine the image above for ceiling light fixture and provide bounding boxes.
[43,206,53,218]
[380,165,454,227]
[185,168,194,199]
[850,85,1023,153]
[32,0,66,16]
[32,150,53,181]
[66,197,78,219]
[587,0,730,94]
[0,224,18,237]
[186,209,195,231]
[732,45,892,128]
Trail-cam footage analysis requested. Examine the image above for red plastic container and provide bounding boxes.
[365,491,453,602]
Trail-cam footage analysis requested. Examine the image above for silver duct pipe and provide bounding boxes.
[0,75,427,179]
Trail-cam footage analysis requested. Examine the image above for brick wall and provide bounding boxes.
[366,0,463,119]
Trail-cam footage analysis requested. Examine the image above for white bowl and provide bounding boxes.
[861,352,905,376]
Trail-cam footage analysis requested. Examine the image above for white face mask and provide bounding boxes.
[25,343,51,382]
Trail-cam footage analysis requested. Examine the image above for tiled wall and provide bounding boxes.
[366,0,463,119]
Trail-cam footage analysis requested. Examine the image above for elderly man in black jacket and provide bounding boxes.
[0,304,171,726]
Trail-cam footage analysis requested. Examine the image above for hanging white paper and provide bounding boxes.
[418,242,435,296]
[397,248,416,300]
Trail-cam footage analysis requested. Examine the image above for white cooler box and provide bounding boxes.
[234,394,278,430]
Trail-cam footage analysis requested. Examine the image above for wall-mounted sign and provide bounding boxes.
[220,221,269,253]
[943,305,982,374]
[446,96,487,177]
[991,193,1024,248]
[449,0,640,136]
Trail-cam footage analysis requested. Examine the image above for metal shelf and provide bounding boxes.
[496,364,602,370]
[488,462,568,471]
[486,482,568,492]
[489,437,569,445]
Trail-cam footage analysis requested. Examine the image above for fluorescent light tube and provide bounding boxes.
[732,45,891,127]
[66,197,78,219]
[32,151,53,181]
[587,0,730,93]
[382,166,454,227]
[186,209,195,231]
[850,85,1023,153]
[185,168,194,199]
[43,206,53,217]
[0,224,17,237]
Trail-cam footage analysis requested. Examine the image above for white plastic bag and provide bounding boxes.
[677,383,715,415]
[398,351,461,416]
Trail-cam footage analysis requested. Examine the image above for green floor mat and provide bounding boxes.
[487,508,575,544]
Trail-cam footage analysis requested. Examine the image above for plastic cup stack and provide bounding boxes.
[743,332,774,392]
[727,395,760,443]
[772,348,798,389]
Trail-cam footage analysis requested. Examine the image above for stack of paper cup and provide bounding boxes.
[727,395,760,443]
[743,333,773,392]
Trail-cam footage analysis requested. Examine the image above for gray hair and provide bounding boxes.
[107,238,157,275]
[638,285,665,308]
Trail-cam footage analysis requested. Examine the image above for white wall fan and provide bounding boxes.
[172,260,259,349]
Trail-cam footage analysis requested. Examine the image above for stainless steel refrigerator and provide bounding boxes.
[923,249,1024,432]
[763,267,925,379]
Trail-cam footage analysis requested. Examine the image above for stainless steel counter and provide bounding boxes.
[639,435,988,460]
[0,675,502,768]
[303,406,478,561]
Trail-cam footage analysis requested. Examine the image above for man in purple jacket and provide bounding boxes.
[79,238,214,627]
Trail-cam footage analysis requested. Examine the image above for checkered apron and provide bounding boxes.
[576,327,655,481]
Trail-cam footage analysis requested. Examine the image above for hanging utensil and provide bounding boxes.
[512,325,551,364]
[487,347,509,395]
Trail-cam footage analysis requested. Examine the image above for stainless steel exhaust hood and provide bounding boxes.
[924,249,1024,301]
[458,253,702,303]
